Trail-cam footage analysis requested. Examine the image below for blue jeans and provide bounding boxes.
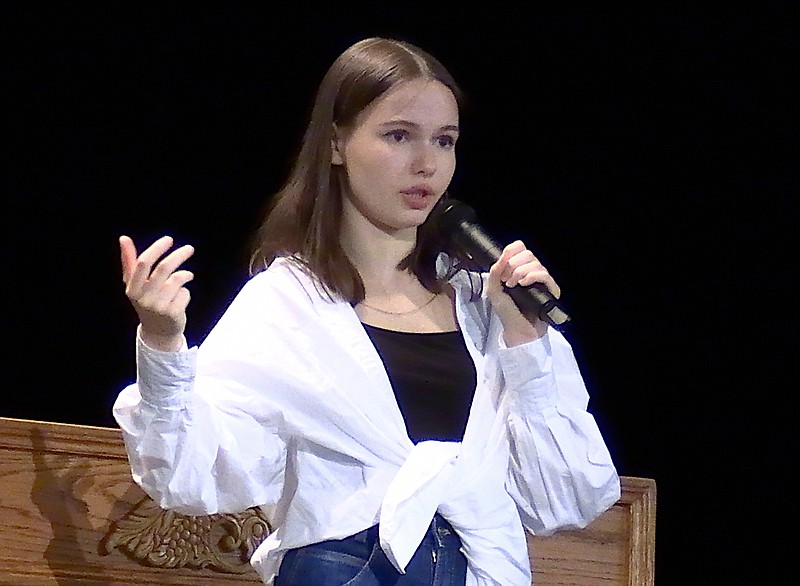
[275,514,467,586]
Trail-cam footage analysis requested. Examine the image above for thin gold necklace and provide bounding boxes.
[359,293,438,316]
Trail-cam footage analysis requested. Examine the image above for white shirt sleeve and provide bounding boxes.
[113,303,288,517]
[500,328,621,535]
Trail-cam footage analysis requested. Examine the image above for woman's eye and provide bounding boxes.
[436,135,456,148]
[385,129,409,142]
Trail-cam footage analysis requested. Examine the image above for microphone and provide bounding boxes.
[434,199,571,329]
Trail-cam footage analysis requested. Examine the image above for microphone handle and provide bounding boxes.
[451,223,571,329]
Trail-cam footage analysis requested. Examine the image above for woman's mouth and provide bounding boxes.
[401,187,434,209]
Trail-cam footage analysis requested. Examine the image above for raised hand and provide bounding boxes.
[120,235,195,351]
[486,240,561,346]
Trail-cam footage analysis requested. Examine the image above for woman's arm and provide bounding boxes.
[483,241,619,532]
[502,329,620,534]
[112,336,288,515]
[114,236,288,515]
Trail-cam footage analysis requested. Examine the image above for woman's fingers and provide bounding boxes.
[123,236,195,297]
[146,269,194,313]
[149,244,196,284]
[119,235,195,315]
[492,240,561,298]
[118,235,195,350]
[119,235,138,284]
[124,235,173,291]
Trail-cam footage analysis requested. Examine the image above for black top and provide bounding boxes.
[362,323,477,443]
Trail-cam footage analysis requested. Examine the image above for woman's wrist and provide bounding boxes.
[139,326,184,352]
[500,314,547,347]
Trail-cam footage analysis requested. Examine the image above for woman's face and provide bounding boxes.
[333,79,459,236]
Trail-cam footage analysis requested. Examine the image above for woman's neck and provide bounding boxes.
[340,213,416,289]
[340,207,457,333]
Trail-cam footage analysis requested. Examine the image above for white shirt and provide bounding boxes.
[113,257,620,585]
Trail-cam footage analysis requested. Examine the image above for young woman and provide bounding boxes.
[114,37,620,586]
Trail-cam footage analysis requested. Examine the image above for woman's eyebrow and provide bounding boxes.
[378,120,460,132]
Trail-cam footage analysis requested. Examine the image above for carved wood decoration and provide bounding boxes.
[102,496,270,573]
[0,416,655,585]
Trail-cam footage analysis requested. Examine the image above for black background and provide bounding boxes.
[3,2,796,582]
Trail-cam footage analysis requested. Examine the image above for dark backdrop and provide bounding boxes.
[3,3,796,582]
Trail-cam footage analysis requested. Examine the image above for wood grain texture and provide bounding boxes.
[0,416,655,585]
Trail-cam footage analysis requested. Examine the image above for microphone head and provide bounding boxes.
[431,198,499,269]
[433,199,477,238]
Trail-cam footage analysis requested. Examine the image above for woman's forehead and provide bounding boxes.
[357,79,459,129]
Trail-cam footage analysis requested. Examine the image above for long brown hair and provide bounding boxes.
[249,37,463,303]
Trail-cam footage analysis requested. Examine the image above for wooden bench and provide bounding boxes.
[0,416,655,585]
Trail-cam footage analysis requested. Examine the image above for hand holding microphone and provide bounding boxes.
[433,199,571,332]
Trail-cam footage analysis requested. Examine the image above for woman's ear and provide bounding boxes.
[331,125,344,166]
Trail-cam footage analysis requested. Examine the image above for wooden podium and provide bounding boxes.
[0,416,655,585]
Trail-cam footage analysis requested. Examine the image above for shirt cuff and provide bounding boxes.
[135,328,197,408]
[498,330,557,409]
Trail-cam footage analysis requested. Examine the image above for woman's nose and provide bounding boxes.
[412,145,437,176]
